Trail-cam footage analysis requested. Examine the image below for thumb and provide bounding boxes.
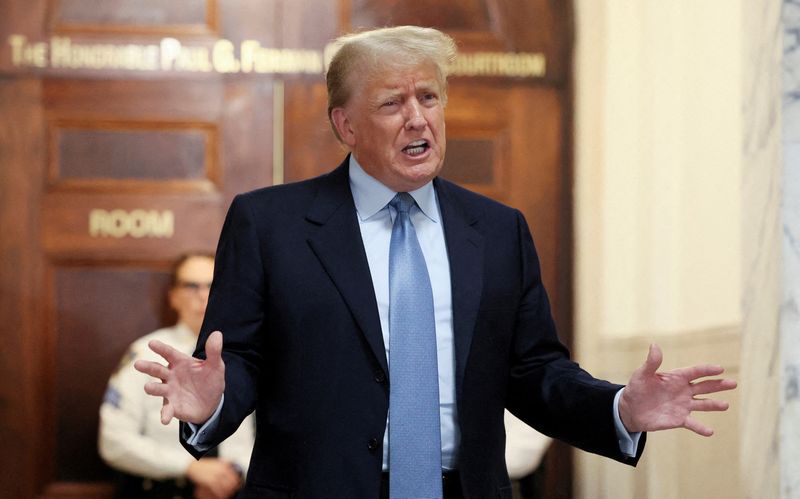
[641,343,663,375]
[160,398,174,425]
[205,330,224,365]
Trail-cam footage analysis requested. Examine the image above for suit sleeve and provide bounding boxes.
[505,210,645,465]
[181,194,266,456]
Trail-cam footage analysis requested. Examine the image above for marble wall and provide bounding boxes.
[740,0,783,497]
[783,1,800,497]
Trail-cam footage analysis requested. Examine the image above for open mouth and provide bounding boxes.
[402,139,429,157]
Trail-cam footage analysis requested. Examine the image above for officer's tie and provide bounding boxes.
[388,192,442,499]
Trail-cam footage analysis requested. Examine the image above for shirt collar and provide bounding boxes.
[348,155,439,223]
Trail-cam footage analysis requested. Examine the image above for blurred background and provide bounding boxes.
[0,0,794,498]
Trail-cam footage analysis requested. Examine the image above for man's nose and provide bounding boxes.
[404,100,426,130]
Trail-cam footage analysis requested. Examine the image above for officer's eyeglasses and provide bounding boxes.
[175,280,212,292]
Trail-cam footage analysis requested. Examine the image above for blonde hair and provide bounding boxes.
[325,25,458,141]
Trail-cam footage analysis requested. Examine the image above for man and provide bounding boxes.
[135,26,736,499]
[99,254,254,499]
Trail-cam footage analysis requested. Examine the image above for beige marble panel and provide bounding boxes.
[574,327,741,499]
[573,1,750,495]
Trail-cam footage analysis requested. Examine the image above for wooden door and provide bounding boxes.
[0,1,573,497]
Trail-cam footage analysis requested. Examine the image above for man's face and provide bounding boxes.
[168,256,213,335]
[332,63,446,192]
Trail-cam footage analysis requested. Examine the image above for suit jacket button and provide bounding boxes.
[368,438,379,452]
[374,371,386,383]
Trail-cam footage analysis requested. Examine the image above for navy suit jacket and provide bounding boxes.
[181,157,645,498]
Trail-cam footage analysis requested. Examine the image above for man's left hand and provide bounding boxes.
[618,344,737,436]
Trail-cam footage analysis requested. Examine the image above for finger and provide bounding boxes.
[205,331,224,367]
[691,378,738,395]
[672,364,725,380]
[218,469,238,494]
[641,343,663,376]
[148,339,187,364]
[134,359,168,379]
[209,480,227,499]
[160,399,174,425]
[690,398,730,412]
[144,381,169,397]
[197,490,216,499]
[683,416,713,437]
[136,361,170,381]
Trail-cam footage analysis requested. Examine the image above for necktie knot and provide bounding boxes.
[390,192,415,215]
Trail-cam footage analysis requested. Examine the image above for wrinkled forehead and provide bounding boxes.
[353,60,444,97]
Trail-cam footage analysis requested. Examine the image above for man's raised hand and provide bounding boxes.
[618,343,737,436]
[134,330,226,425]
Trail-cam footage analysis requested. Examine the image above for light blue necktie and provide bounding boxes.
[388,192,443,499]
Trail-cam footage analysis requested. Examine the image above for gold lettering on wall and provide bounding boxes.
[7,34,546,79]
[160,37,212,72]
[50,36,160,71]
[89,209,174,239]
[240,40,322,74]
[450,52,546,78]
[8,35,48,68]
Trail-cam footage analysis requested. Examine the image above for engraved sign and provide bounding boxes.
[89,209,174,238]
[7,34,546,78]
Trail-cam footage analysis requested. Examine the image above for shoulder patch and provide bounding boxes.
[103,386,122,409]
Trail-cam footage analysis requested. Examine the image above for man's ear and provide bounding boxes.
[331,107,356,147]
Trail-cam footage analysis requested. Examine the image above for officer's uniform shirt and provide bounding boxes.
[504,409,551,480]
[99,323,255,480]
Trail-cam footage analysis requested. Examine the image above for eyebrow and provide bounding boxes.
[374,81,439,100]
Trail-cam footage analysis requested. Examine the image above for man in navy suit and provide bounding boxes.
[135,26,736,499]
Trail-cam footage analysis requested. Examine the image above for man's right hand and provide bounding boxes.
[134,330,226,425]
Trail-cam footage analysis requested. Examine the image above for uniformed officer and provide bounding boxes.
[98,253,255,499]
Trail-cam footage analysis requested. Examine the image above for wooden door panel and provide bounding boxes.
[441,84,515,204]
[350,0,494,32]
[217,79,275,197]
[51,0,217,34]
[52,123,216,183]
[42,80,225,120]
[52,265,173,482]
[507,86,566,318]
[0,77,47,499]
[41,194,222,260]
[217,0,278,43]
[283,81,343,182]
[31,43,274,499]
[447,83,569,322]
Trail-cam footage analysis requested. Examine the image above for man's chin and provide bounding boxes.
[399,157,442,177]
[397,173,439,192]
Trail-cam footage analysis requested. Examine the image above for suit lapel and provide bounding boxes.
[305,160,388,374]
[303,168,485,385]
[435,178,484,398]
